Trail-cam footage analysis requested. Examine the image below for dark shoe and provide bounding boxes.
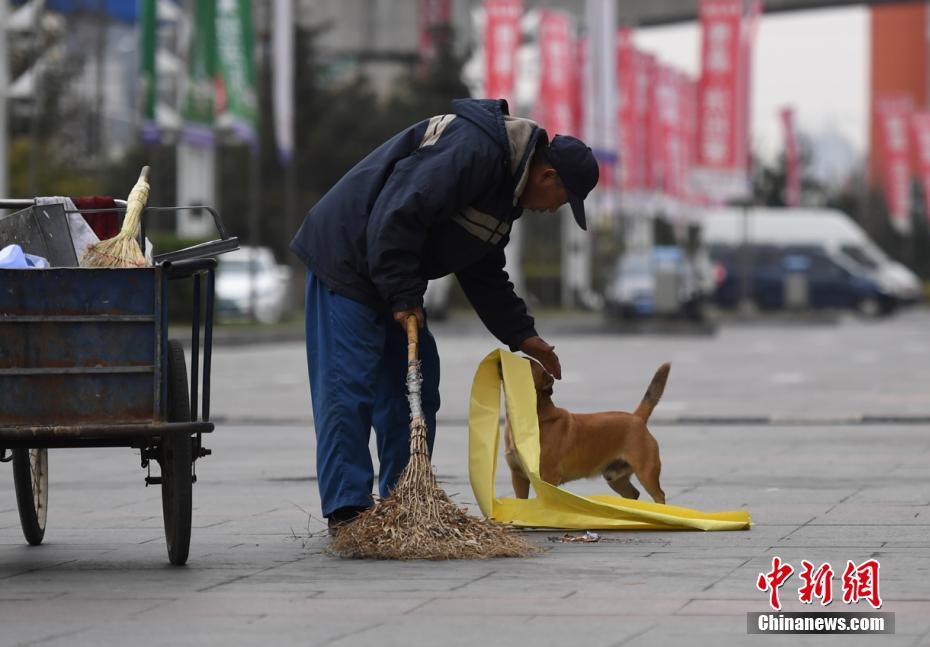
[327,506,366,536]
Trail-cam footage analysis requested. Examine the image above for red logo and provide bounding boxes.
[842,559,882,609]
[756,558,882,610]
[798,560,834,606]
[756,556,794,611]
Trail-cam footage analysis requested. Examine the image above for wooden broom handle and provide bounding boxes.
[406,315,418,363]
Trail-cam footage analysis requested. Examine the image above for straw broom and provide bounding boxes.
[329,316,538,560]
[81,166,151,268]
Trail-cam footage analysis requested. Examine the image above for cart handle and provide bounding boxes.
[1,200,232,241]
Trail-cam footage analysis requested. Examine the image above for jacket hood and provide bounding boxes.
[451,98,545,205]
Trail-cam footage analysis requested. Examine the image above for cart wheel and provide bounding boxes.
[160,339,193,566]
[12,448,48,546]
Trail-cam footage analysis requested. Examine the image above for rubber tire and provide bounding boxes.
[160,339,193,566]
[12,448,48,546]
[856,296,881,318]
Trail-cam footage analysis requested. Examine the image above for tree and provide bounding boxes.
[751,136,825,207]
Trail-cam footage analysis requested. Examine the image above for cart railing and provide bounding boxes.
[0,198,239,443]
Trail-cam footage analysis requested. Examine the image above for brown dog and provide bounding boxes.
[504,359,671,504]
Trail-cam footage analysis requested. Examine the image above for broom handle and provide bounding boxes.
[405,315,426,431]
[406,315,418,363]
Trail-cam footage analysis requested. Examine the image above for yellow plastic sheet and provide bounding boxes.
[468,349,751,531]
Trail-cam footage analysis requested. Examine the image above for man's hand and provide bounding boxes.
[394,307,425,329]
[519,335,562,380]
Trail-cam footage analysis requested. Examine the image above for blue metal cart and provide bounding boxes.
[0,200,238,565]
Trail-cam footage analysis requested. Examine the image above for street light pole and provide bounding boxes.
[0,0,9,198]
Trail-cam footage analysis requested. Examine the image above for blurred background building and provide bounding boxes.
[1,0,928,323]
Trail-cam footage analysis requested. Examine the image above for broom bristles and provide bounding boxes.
[81,234,146,268]
[328,419,539,560]
[82,165,150,268]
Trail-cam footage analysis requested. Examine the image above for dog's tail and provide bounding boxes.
[632,363,671,422]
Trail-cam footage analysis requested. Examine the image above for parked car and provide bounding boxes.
[605,246,710,321]
[216,246,292,323]
[702,207,922,305]
[710,244,897,316]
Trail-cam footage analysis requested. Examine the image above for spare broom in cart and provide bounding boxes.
[82,166,150,268]
[328,315,538,560]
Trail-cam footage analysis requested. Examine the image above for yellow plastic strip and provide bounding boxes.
[468,349,751,531]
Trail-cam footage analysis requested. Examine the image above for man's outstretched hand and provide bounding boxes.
[519,335,562,380]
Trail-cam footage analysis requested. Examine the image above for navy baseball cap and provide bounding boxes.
[546,135,599,231]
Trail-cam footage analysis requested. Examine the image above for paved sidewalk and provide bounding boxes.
[2,419,928,646]
[3,309,930,646]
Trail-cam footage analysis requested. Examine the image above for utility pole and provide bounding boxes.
[28,0,42,196]
[0,0,9,198]
[95,0,107,184]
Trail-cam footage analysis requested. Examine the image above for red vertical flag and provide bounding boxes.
[485,0,522,106]
[633,50,652,192]
[736,0,763,174]
[657,65,680,196]
[780,106,800,207]
[537,10,575,136]
[877,96,913,233]
[569,34,584,137]
[417,0,452,76]
[681,75,697,201]
[696,0,742,170]
[645,54,663,191]
[911,111,930,225]
[617,27,639,191]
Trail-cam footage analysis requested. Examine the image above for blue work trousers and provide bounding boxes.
[304,271,440,518]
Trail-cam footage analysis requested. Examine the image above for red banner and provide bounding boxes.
[736,0,762,173]
[911,111,930,225]
[417,0,452,77]
[485,0,522,106]
[537,10,574,136]
[617,27,638,191]
[680,74,697,202]
[877,96,913,232]
[644,54,662,191]
[780,107,800,207]
[657,65,680,196]
[569,35,584,137]
[633,50,652,192]
[696,0,742,170]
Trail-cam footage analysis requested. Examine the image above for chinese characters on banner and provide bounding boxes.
[536,10,576,137]
[694,0,761,202]
[876,96,913,234]
[910,111,930,225]
[697,0,742,170]
[780,106,800,207]
[756,557,883,611]
[484,0,522,107]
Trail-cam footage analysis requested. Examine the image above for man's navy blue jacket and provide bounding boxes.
[290,98,544,350]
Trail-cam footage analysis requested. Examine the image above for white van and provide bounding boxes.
[700,207,922,303]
